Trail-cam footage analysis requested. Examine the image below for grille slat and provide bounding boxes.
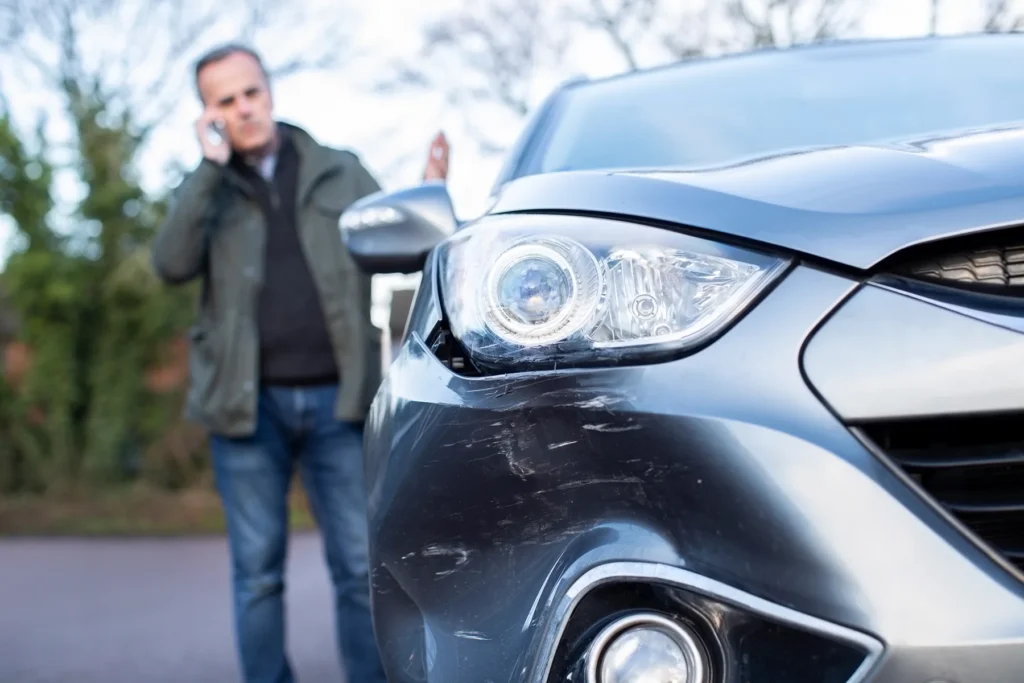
[860,413,1024,575]
[891,227,1024,289]
[947,500,1024,514]
[893,443,1024,469]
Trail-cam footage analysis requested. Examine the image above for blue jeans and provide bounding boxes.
[210,384,387,683]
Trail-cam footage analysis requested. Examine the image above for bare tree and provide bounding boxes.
[982,0,1024,32]
[575,0,863,60]
[930,0,941,35]
[564,0,715,67]
[0,0,356,143]
[375,0,710,155]
[564,0,659,70]
[383,0,862,156]
[720,0,862,50]
[661,3,717,59]
[375,0,569,154]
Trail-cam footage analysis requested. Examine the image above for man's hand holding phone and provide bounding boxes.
[196,110,230,166]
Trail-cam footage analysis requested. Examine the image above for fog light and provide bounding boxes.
[585,613,707,683]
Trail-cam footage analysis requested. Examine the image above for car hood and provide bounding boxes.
[487,123,1024,269]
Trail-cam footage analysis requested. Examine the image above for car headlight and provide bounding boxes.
[438,214,790,371]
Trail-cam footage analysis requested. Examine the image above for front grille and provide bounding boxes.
[888,226,1024,289]
[858,413,1024,575]
[905,245,1024,287]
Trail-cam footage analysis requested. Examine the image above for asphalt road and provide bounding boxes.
[0,533,345,683]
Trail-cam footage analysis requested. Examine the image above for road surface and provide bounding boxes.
[0,533,345,683]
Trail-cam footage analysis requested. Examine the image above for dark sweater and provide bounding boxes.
[233,132,339,386]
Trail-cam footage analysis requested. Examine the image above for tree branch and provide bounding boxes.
[721,0,859,50]
[0,0,360,147]
[378,0,565,153]
[661,2,715,59]
[564,0,661,71]
[983,0,1024,32]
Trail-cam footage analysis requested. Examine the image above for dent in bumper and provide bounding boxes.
[365,266,1024,683]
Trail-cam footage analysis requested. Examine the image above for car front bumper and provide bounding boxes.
[363,259,1024,683]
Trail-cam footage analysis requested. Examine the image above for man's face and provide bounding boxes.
[197,51,275,155]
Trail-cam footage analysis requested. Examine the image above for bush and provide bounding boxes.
[0,91,199,495]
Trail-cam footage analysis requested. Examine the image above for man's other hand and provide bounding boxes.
[423,131,449,182]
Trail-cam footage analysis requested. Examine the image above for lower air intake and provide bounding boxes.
[858,412,1024,577]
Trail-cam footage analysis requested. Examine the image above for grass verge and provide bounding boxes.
[0,484,316,536]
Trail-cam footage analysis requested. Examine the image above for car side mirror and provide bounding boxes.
[340,181,456,274]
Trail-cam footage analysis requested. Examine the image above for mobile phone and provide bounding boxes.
[205,120,226,146]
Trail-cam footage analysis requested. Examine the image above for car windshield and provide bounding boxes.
[526,35,1024,175]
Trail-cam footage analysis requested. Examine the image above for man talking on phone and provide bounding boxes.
[151,43,449,683]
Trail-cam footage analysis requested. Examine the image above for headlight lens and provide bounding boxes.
[439,214,789,370]
[486,236,601,345]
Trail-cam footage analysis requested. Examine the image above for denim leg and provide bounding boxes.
[211,390,296,683]
[297,386,388,683]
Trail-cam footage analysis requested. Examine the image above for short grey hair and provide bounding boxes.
[194,43,270,102]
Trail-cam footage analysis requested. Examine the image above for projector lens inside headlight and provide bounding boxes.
[439,214,789,370]
[486,237,601,345]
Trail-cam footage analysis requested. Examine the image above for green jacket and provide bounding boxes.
[151,123,383,437]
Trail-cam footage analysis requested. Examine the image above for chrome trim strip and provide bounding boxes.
[531,561,885,683]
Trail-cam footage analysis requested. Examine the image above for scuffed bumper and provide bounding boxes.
[363,264,1024,683]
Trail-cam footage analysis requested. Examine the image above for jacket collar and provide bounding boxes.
[280,122,347,206]
[222,121,345,206]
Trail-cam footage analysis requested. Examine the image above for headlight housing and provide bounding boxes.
[438,214,789,371]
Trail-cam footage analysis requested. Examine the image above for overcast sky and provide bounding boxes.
[0,0,1002,274]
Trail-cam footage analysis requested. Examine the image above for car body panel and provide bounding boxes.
[803,279,1024,421]
[365,260,1024,683]
[487,123,1024,270]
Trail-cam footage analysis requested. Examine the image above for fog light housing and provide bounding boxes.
[585,613,707,683]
